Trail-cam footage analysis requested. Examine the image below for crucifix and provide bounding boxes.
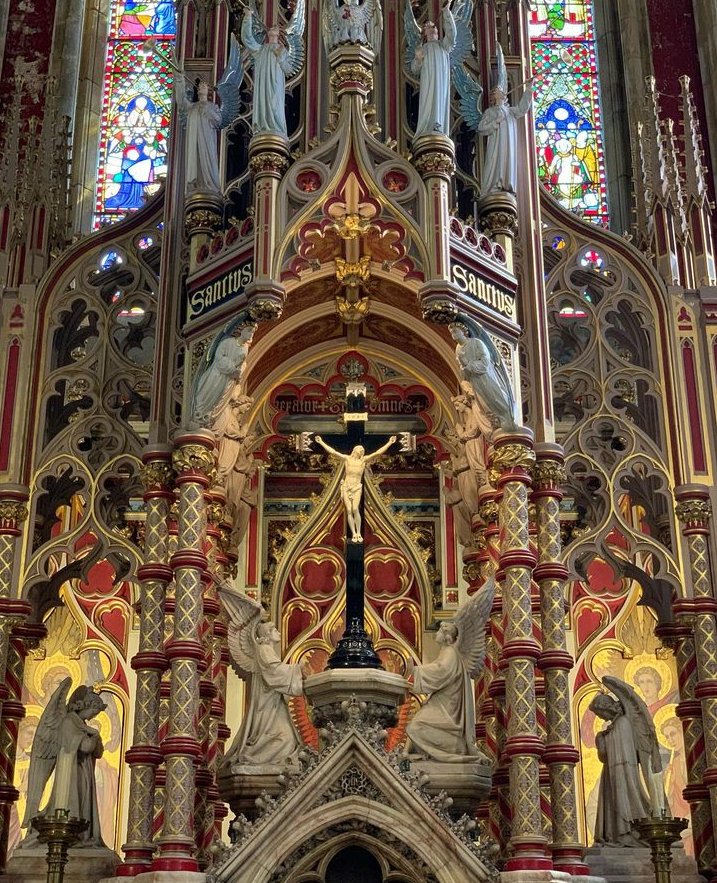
[308,383,408,669]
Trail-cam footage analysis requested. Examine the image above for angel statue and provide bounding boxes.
[449,316,518,434]
[476,44,532,194]
[21,679,107,846]
[322,0,383,55]
[219,584,305,768]
[589,675,666,847]
[404,0,473,140]
[188,323,256,430]
[241,0,305,138]
[405,577,494,762]
[174,35,243,194]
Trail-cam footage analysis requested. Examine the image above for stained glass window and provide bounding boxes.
[529,1,609,224]
[95,0,175,225]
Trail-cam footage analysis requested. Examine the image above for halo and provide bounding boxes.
[624,654,674,702]
[32,657,83,698]
[653,704,680,748]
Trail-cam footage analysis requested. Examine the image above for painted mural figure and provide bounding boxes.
[405,577,494,762]
[322,0,383,54]
[241,0,305,138]
[220,586,304,767]
[477,45,532,194]
[314,435,397,542]
[589,676,665,846]
[21,679,107,847]
[174,35,242,194]
[449,318,518,433]
[404,0,474,140]
[189,325,256,429]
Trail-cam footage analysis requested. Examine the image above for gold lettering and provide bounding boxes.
[453,264,468,292]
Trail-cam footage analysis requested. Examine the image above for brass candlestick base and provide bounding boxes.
[31,809,89,883]
[633,815,688,883]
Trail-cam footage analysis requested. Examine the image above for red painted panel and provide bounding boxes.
[682,341,707,472]
[0,340,20,471]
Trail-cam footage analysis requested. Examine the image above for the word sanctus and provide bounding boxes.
[452,263,516,320]
[185,261,253,323]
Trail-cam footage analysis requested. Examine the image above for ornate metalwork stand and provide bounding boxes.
[32,809,89,883]
[633,815,689,883]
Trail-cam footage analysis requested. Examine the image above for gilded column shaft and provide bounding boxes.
[155,434,215,873]
[675,487,717,864]
[491,431,550,870]
[533,448,586,875]
[668,606,714,872]
[120,448,173,875]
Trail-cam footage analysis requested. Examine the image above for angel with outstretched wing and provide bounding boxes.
[405,576,494,762]
[589,675,665,846]
[322,0,383,55]
[219,583,304,768]
[404,0,474,139]
[241,0,305,138]
[174,35,243,194]
[21,678,107,846]
[449,314,518,434]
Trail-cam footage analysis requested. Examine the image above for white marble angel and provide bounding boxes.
[405,576,494,762]
[188,323,256,429]
[404,0,473,139]
[220,585,304,768]
[21,679,107,846]
[174,35,243,194]
[322,0,383,55]
[589,675,666,846]
[449,316,518,434]
[241,0,305,138]
[476,44,532,194]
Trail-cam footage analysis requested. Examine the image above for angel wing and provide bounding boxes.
[494,42,508,94]
[368,0,383,55]
[403,0,422,75]
[454,576,495,678]
[219,582,264,676]
[321,0,335,56]
[174,72,195,127]
[453,64,483,132]
[449,0,473,67]
[284,0,306,78]
[22,677,72,827]
[217,34,243,128]
[603,675,662,773]
[460,313,517,424]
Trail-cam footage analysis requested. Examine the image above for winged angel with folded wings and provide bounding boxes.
[590,675,665,845]
[404,0,474,139]
[174,36,243,194]
[21,678,107,845]
[322,0,383,55]
[241,0,305,138]
[405,576,494,762]
[219,585,304,768]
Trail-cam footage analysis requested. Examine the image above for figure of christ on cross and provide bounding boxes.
[314,435,397,543]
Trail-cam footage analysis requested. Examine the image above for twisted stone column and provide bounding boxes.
[491,430,550,871]
[664,603,714,872]
[119,447,173,875]
[533,447,586,875]
[675,485,717,868]
[154,432,215,873]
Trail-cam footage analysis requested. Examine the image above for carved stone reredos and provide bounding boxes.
[212,730,499,883]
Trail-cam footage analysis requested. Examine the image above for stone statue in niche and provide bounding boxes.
[213,391,256,503]
[403,0,473,140]
[451,388,489,485]
[589,675,665,846]
[220,585,305,768]
[188,324,256,429]
[21,679,107,846]
[314,435,396,543]
[449,317,518,433]
[174,36,243,195]
[241,0,305,139]
[322,0,383,55]
[405,577,494,762]
[477,44,532,194]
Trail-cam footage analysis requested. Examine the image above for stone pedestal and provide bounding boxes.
[304,668,408,734]
[408,757,492,814]
[499,873,605,883]
[3,844,119,883]
[99,873,207,883]
[584,844,705,882]
[216,762,288,821]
